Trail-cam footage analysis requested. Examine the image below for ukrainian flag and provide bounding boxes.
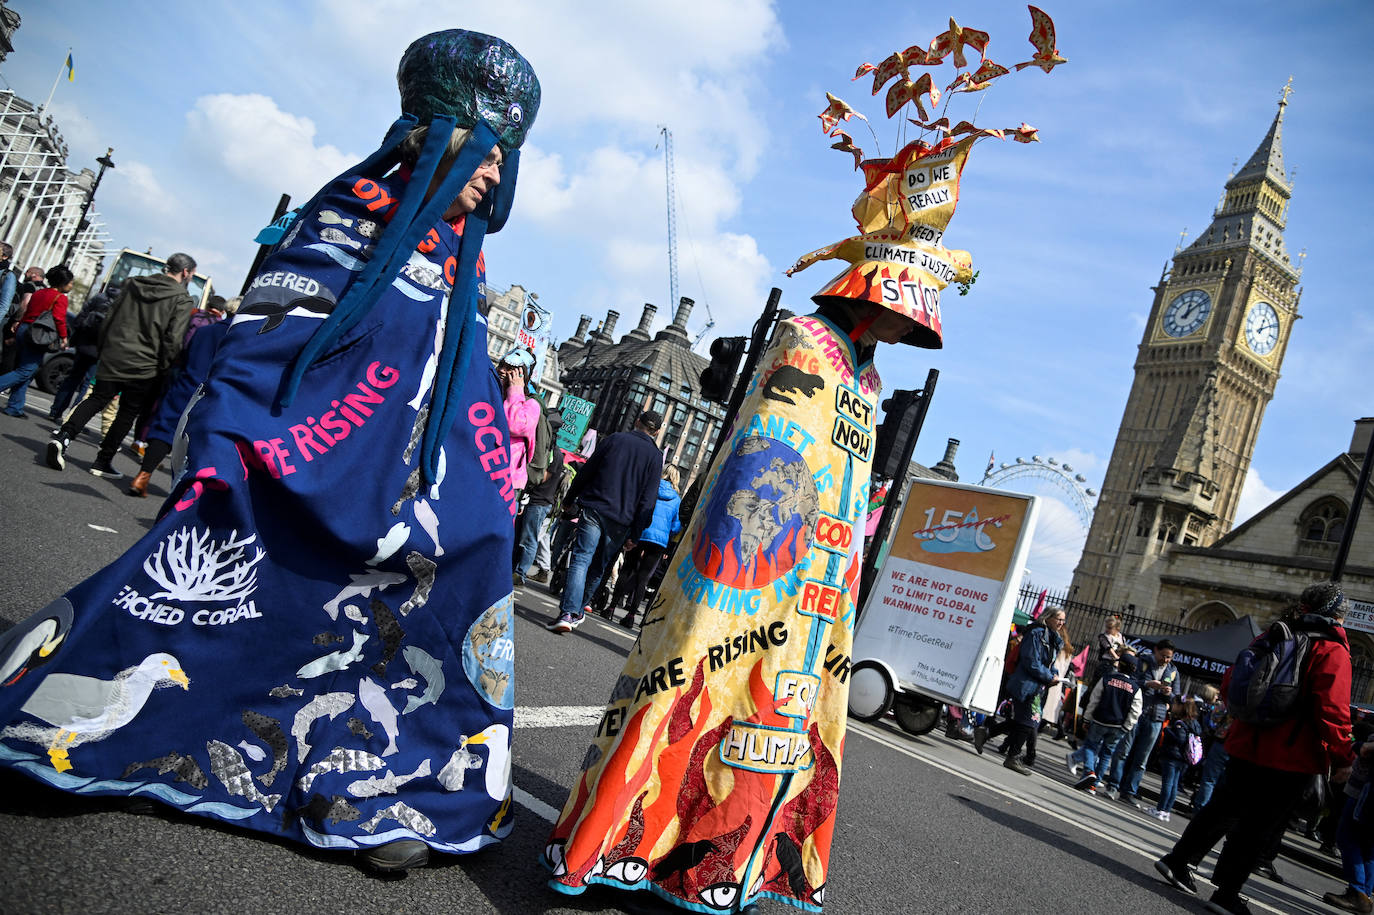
[65,53,74,82]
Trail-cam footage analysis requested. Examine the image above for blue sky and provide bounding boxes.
[6,1,1373,591]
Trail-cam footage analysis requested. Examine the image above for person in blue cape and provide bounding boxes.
[0,29,539,875]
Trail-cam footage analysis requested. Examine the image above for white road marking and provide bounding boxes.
[514,786,561,823]
[510,705,600,822]
[87,524,118,533]
[849,720,1295,915]
[515,705,604,728]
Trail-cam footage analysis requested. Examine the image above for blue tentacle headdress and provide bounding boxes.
[275,30,539,486]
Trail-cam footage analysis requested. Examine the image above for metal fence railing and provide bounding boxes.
[1014,585,1194,657]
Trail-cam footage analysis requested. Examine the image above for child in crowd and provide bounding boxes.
[1151,698,1202,822]
[1068,651,1141,793]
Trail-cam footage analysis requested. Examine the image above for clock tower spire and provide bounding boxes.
[1071,88,1303,614]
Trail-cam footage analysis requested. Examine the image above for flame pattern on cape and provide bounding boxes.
[546,317,877,912]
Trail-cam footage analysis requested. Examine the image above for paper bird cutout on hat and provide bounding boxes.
[950,120,1005,141]
[910,117,953,137]
[947,59,1009,94]
[819,92,866,134]
[830,131,864,170]
[886,72,940,120]
[928,18,990,69]
[1014,5,1067,73]
[869,45,940,96]
[1008,122,1040,143]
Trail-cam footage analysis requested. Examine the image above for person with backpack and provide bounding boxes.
[0,265,73,417]
[1102,638,1179,803]
[1155,582,1355,915]
[514,409,564,585]
[1148,698,1203,822]
[49,283,120,423]
[1068,650,1143,795]
[496,345,544,499]
[1192,693,1232,811]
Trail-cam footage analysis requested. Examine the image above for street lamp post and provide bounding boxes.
[61,147,114,264]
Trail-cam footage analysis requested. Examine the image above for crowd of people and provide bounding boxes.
[0,241,235,494]
[956,584,1364,915]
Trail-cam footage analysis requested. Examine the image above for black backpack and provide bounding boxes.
[71,301,109,349]
[1227,620,1326,727]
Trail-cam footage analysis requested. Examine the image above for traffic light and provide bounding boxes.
[872,388,920,480]
[699,336,746,404]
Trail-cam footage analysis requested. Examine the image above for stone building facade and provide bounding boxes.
[1154,418,1374,694]
[0,93,104,287]
[1071,90,1304,617]
[558,298,725,485]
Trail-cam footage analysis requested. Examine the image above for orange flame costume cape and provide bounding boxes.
[544,8,1062,912]
[546,316,880,913]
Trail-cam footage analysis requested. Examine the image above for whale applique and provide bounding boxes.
[358,677,399,757]
[234,294,336,334]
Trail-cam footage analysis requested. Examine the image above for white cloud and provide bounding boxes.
[516,141,773,329]
[1234,467,1286,526]
[308,0,783,172]
[1023,496,1088,593]
[185,93,358,199]
[1051,448,1103,480]
[45,102,100,154]
[304,0,784,336]
[103,160,177,221]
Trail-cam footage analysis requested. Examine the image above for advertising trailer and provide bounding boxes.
[848,477,1039,733]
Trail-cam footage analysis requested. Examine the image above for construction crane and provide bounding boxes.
[658,125,681,322]
[659,125,716,349]
[691,319,716,347]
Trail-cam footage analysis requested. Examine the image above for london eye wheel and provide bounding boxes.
[980,456,1098,590]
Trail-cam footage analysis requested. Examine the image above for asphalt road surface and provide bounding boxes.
[0,391,1345,914]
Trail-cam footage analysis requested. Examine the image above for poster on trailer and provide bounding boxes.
[853,478,1038,714]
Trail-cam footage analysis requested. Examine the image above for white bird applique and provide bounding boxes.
[1,652,189,772]
[455,723,510,801]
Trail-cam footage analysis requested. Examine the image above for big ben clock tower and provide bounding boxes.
[1071,84,1302,614]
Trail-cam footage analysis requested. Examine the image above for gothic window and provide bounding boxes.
[1299,497,1348,543]
[1136,518,1150,538]
[1156,522,1177,543]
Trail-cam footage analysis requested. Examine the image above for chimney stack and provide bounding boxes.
[623,303,657,342]
[932,438,960,481]
[637,303,657,334]
[1351,417,1374,461]
[594,309,619,343]
[573,314,592,342]
[671,296,695,330]
[656,297,694,344]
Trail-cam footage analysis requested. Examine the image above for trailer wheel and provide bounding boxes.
[893,694,941,735]
[847,661,894,722]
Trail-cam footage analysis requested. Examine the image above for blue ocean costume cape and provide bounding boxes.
[0,30,540,856]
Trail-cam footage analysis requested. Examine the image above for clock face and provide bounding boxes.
[1245,301,1280,355]
[1162,289,1212,338]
